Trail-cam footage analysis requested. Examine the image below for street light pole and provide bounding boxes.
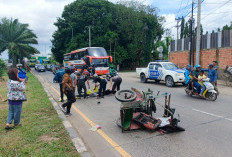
[89,26,91,47]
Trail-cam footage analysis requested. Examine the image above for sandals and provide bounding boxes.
[5,126,13,130]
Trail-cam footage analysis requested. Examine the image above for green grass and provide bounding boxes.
[0,72,79,157]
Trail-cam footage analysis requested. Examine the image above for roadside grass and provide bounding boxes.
[0,72,79,157]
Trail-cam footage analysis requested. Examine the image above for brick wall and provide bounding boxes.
[169,47,232,69]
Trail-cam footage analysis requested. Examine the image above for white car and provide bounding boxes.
[136,62,185,87]
[35,64,41,70]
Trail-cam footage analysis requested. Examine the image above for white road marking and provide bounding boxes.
[192,108,232,122]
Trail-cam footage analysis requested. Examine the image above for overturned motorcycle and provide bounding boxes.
[115,88,185,133]
[185,78,217,101]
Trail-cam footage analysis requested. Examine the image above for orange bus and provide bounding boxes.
[64,47,113,75]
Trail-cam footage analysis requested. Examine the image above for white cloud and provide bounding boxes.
[0,0,231,60]
[160,0,232,39]
[0,0,74,59]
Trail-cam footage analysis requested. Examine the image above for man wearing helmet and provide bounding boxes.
[193,65,201,94]
[61,68,76,115]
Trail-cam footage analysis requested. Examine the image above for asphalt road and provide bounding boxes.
[34,69,232,157]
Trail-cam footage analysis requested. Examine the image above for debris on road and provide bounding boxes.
[90,125,102,131]
[116,88,185,134]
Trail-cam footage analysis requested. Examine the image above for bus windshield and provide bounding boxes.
[29,60,36,63]
[163,63,179,70]
[88,47,108,57]
[92,59,109,67]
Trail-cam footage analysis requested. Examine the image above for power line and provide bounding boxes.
[176,0,184,15]
[201,11,232,15]
[183,0,204,18]
[201,0,232,21]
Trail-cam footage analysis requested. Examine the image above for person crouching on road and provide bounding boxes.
[6,68,26,130]
[93,74,107,99]
[109,75,122,94]
[61,68,76,116]
[53,65,65,102]
[77,72,90,99]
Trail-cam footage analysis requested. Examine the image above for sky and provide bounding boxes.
[0,0,231,59]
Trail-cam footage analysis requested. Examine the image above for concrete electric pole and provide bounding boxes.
[175,17,182,40]
[196,0,201,65]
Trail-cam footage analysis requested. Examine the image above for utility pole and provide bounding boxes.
[196,0,201,65]
[88,26,91,47]
[175,17,182,39]
[189,0,194,66]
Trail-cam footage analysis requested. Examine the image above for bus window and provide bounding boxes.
[74,53,78,60]
[80,51,84,59]
[64,54,71,61]
[71,54,75,60]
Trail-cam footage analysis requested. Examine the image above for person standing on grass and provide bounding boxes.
[109,75,122,94]
[61,68,76,116]
[5,68,26,130]
[53,65,65,102]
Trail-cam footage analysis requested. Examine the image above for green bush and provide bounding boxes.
[0,59,6,78]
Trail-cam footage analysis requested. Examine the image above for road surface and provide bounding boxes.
[33,69,232,157]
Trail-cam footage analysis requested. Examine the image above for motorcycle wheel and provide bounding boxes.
[185,88,192,96]
[206,92,217,101]
[115,89,137,102]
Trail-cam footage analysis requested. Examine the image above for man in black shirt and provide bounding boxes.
[93,74,107,98]
[77,73,90,99]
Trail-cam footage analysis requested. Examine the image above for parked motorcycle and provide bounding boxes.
[185,78,217,101]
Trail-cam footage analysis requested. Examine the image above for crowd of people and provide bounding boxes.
[184,61,219,97]
[53,65,122,115]
[1,60,220,130]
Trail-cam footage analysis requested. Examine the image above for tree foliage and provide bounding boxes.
[180,19,203,38]
[51,0,164,68]
[0,58,6,78]
[0,18,39,67]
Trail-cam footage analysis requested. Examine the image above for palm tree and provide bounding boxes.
[0,18,39,67]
